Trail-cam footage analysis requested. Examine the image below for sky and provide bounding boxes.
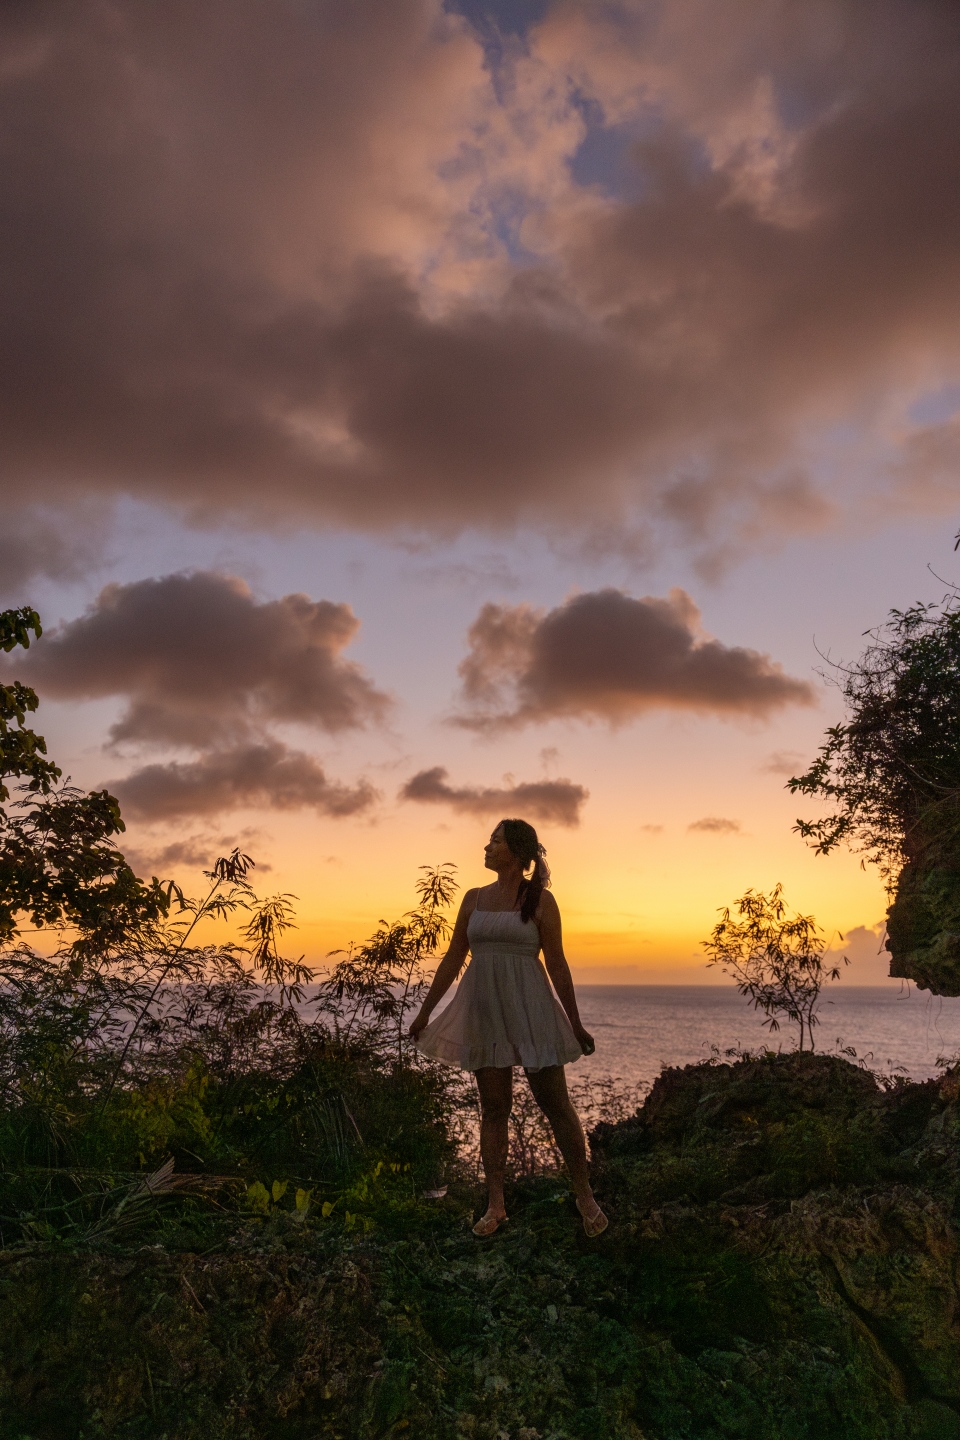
[3,0,960,982]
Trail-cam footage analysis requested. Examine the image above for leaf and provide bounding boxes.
[246,1181,271,1213]
[271,1179,288,1203]
[295,1187,312,1214]
[321,1200,336,1218]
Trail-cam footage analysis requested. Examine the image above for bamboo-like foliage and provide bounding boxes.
[317,862,459,1062]
[93,848,311,1113]
[0,850,313,1156]
[703,885,846,1052]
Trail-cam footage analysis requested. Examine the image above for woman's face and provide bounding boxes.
[484,824,515,871]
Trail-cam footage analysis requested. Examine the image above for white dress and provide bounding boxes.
[415,906,584,1072]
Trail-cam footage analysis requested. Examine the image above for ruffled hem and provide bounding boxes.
[416,1030,583,1072]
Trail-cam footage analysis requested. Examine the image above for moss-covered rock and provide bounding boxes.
[886,854,960,995]
[2,1055,958,1440]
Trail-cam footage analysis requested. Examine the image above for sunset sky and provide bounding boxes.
[4,0,960,982]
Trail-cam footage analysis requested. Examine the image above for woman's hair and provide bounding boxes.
[499,817,550,923]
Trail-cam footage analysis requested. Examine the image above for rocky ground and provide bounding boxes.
[2,1052,958,1440]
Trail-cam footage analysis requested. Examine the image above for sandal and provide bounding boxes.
[472,1211,508,1237]
[576,1197,609,1238]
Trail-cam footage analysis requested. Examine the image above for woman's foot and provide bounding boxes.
[472,1209,508,1237]
[575,1196,608,1238]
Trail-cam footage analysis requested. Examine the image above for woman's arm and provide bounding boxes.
[408,888,478,1039]
[537,890,595,1055]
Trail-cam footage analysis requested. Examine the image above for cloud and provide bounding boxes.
[760,750,807,776]
[823,920,892,984]
[0,505,110,597]
[887,414,960,517]
[454,587,814,729]
[121,832,273,877]
[687,817,741,834]
[14,571,389,746]
[399,766,587,826]
[5,570,386,822]
[131,837,217,872]
[2,0,960,561]
[110,741,377,822]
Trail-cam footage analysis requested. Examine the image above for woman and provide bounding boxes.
[409,819,608,1238]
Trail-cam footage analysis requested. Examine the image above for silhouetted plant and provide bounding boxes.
[0,606,168,954]
[0,850,313,1170]
[0,607,60,798]
[94,849,310,1113]
[703,885,846,1051]
[317,862,459,1063]
[788,595,960,880]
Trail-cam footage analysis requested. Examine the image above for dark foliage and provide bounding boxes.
[1,1054,958,1440]
[788,597,960,881]
[0,607,59,798]
[0,606,168,952]
[787,594,960,994]
[0,851,466,1248]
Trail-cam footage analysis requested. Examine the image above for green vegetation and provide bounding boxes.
[1,606,959,1438]
[0,842,463,1248]
[2,1052,958,1440]
[789,596,960,993]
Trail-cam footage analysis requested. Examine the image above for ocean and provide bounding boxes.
[566,984,960,1093]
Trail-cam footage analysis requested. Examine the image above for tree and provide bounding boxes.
[703,885,845,1052]
[0,608,60,797]
[786,594,960,995]
[0,607,169,956]
[787,597,960,883]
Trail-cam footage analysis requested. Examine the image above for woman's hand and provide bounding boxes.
[575,1025,595,1056]
[408,1009,430,1041]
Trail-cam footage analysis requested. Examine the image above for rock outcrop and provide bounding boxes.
[887,849,960,995]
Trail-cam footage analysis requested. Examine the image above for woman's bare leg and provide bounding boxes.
[525,1065,602,1217]
[474,1066,513,1220]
